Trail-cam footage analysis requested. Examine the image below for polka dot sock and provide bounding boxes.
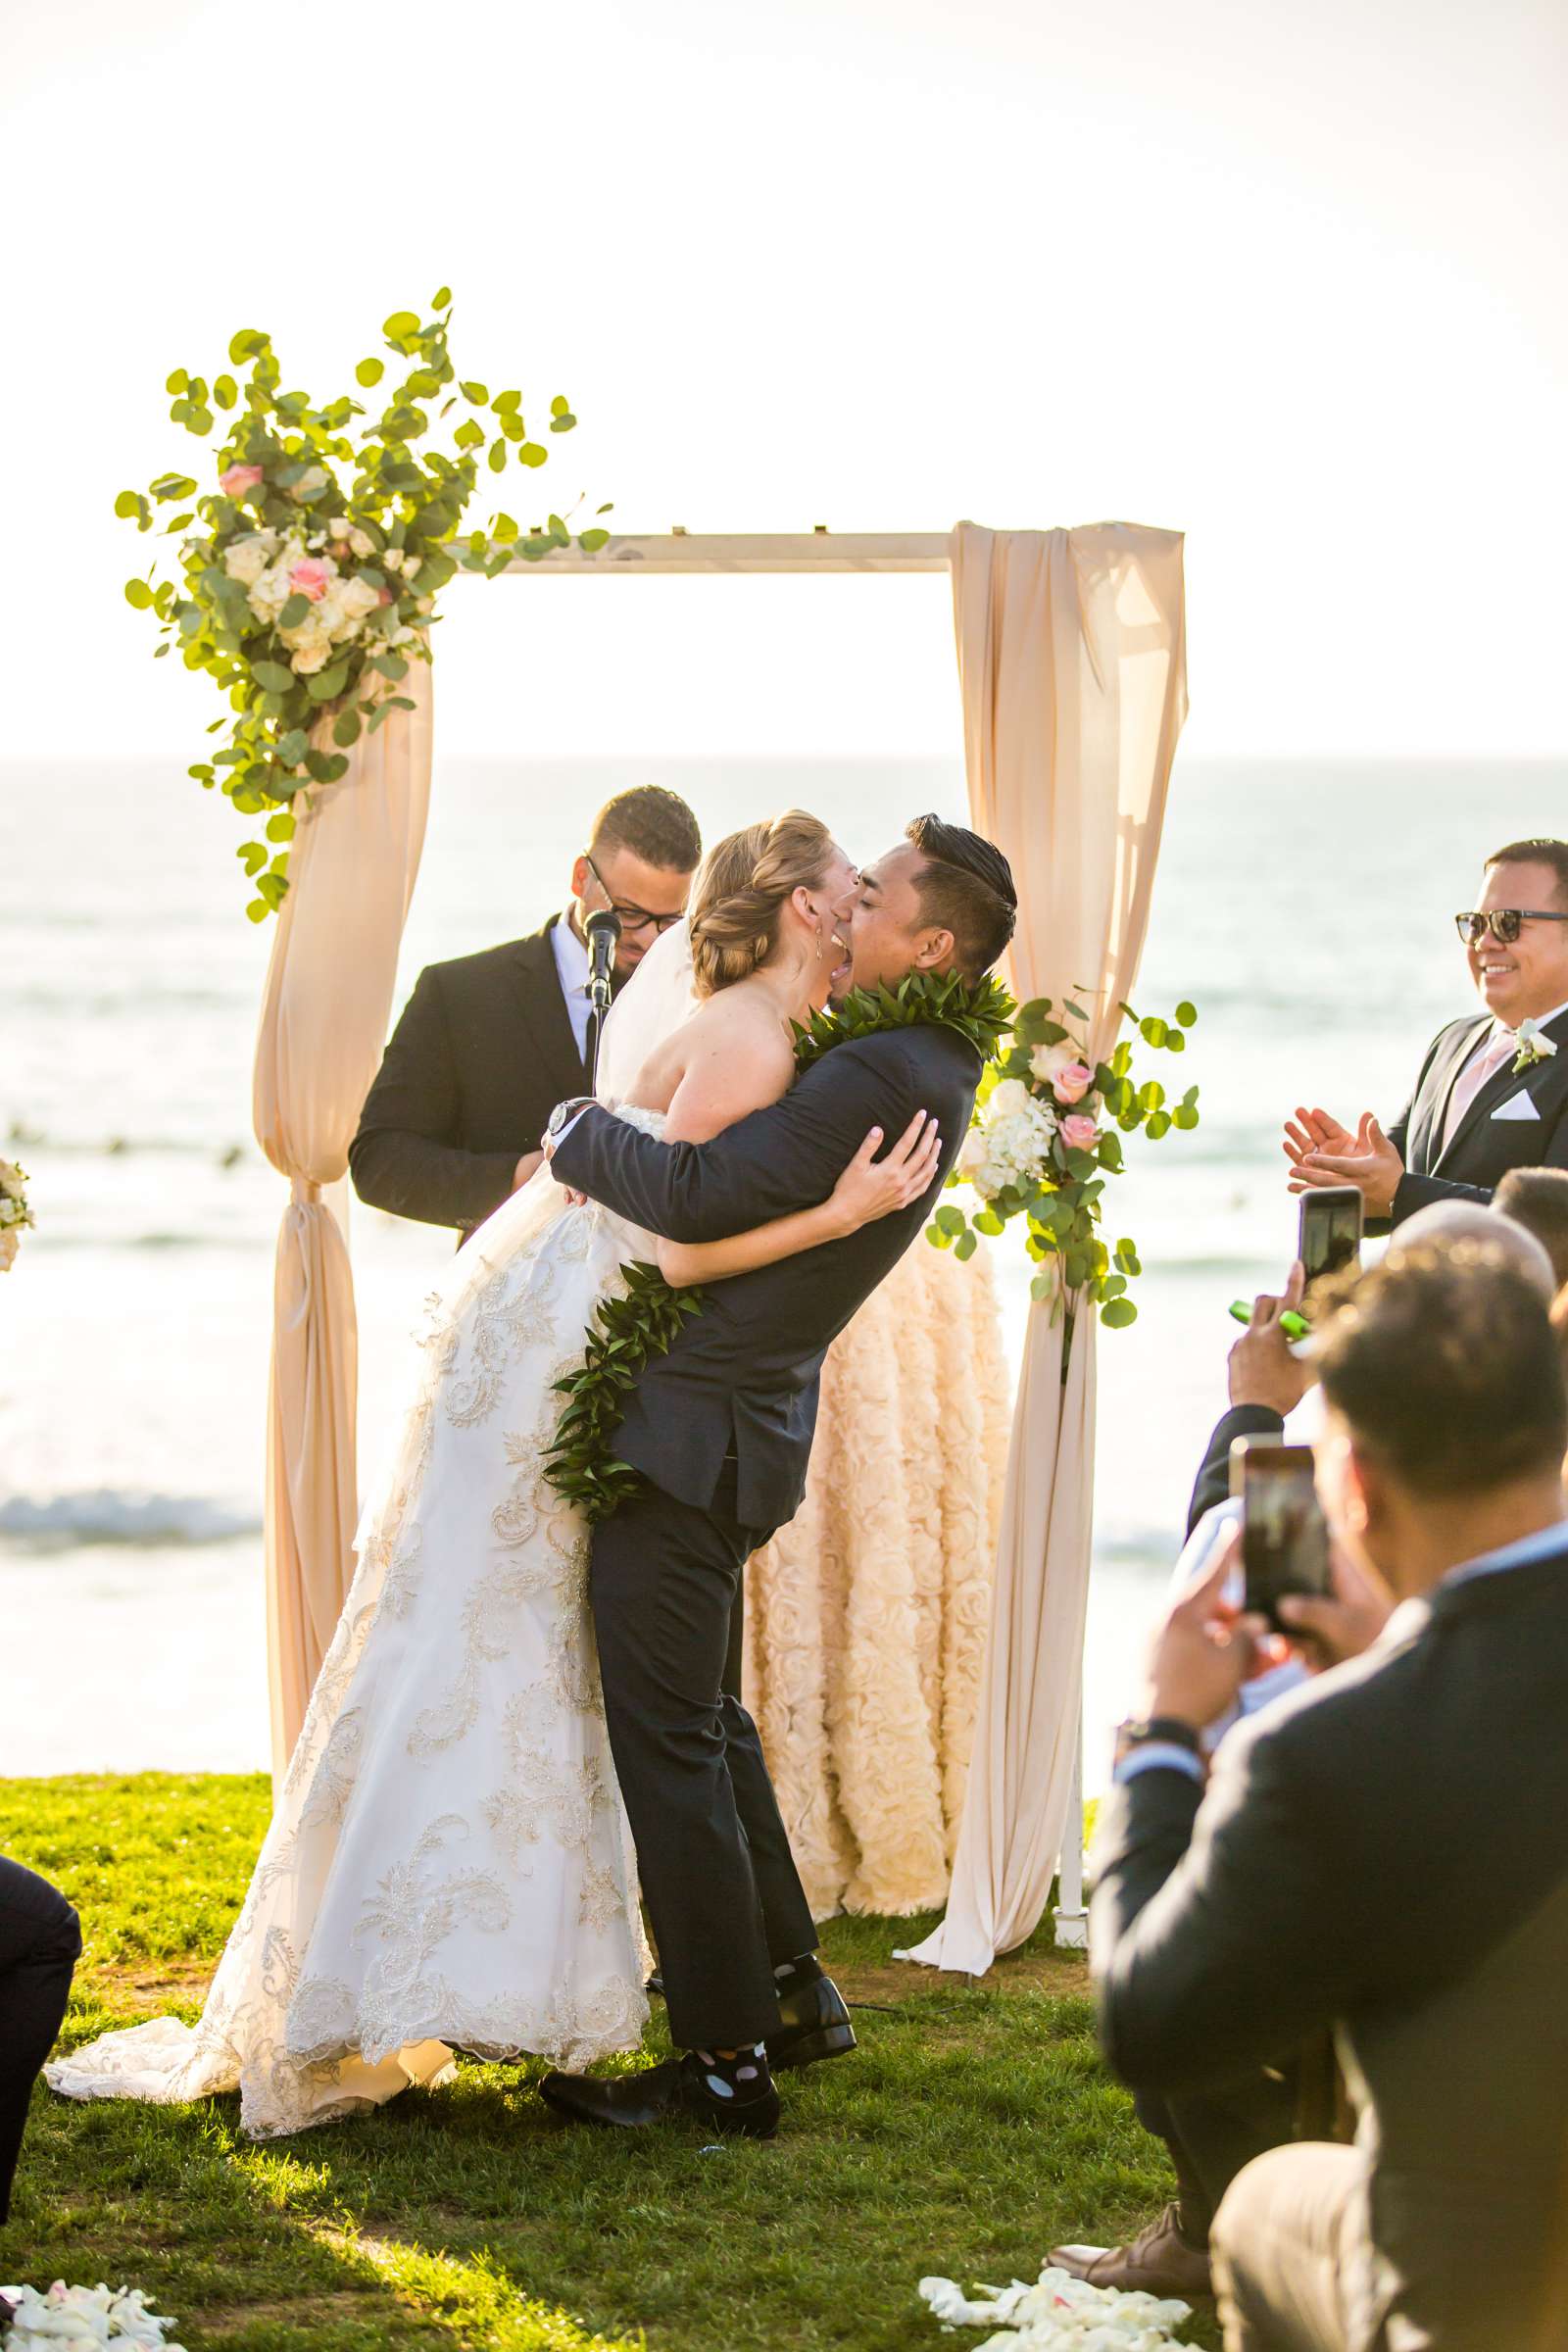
[692,2042,772,2102]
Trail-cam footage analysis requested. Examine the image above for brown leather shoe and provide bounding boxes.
[1048,2203,1213,2298]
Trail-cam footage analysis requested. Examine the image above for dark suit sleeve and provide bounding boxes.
[349,967,519,1231]
[1092,1723,1361,2096]
[551,1038,924,1244]
[1186,1404,1285,1538]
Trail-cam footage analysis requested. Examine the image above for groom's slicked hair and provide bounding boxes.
[590,786,703,874]
[905,814,1017,977]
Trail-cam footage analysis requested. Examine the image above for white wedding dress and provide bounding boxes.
[48,1111,672,2138]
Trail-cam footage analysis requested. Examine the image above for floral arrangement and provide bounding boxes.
[920,2260,1198,2347]
[931,993,1200,1332]
[117,290,608,920]
[0,2280,188,2351]
[0,1157,34,1272]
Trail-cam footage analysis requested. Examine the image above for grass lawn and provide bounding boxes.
[1,1775,1220,2351]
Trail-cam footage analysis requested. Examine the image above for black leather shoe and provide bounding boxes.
[766,1971,857,2072]
[539,2052,780,2139]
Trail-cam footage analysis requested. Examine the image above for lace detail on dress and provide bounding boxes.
[47,1116,660,2137]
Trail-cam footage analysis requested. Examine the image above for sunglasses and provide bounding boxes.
[1454,908,1568,947]
[584,853,686,937]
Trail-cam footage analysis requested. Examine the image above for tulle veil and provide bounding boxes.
[353,920,698,1553]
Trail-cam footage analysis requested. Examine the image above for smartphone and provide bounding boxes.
[1231,1437,1332,1628]
[1298,1184,1363,1288]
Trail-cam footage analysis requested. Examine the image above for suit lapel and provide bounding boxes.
[511,917,588,1102]
[1433,1004,1568,1174]
[1413,1016,1489,1174]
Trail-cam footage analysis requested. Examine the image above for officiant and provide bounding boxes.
[1286,836,1568,1230]
[350,785,702,1236]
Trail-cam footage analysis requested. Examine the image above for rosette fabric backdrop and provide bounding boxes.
[252,664,432,1782]
[904,521,1188,1973]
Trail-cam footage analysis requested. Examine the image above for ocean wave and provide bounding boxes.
[0,1491,260,1547]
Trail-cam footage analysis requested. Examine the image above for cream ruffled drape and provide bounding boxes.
[904,521,1188,1974]
[743,1242,1011,1918]
[252,664,433,1784]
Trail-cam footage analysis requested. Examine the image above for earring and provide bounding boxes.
[814,918,824,962]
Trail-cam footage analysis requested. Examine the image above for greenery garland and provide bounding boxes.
[117,287,608,920]
[791,967,1015,1071]
[544,1261,708,1524]
[544,972,1014,1522]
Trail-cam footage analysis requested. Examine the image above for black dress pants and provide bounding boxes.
[0,1856,81,2224]
[1136,2065,1301,2241]
[590,1466,817,2051]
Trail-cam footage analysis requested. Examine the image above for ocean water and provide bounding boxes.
[1,755,1559,1792]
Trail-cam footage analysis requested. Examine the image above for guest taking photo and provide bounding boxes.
[1092,1240,1568,2352]
[1285,836,1568,1229]
[351,785,702,1236]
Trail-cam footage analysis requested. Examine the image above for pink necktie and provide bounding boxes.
[1441,1027,1515,1153]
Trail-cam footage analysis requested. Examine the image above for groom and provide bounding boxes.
[540,816,1016,2138]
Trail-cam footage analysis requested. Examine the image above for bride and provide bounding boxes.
[49,810,940,2140]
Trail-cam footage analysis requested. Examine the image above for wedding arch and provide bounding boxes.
[118,314,1187,1971]
[278,519,1187,1969]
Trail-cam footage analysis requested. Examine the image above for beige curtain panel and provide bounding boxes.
[903,521,1188,1975]
[252,663,433,1784]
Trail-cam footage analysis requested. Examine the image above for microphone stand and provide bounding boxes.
[583,908,621,1096]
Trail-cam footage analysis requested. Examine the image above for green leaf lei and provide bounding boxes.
[543,968,1015,1525]
[543,1261,708,1524]
[791,966,1015,1070]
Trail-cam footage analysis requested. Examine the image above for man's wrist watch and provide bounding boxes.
[546,1097,597,1140]
[1112,1714,1204,1770]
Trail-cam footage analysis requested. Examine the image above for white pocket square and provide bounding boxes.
[1492,1093,1542,1122]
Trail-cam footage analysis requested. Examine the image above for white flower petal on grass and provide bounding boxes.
[918,2261,1198,2349]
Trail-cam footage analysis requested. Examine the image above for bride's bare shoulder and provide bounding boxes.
[660,984,797,1144]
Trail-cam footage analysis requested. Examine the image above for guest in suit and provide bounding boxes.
[350,786,702,1234]
[1285,836,1568,1230]
[1093,1242,1568,2352]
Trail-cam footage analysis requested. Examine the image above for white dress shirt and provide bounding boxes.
[550,910,592,1060]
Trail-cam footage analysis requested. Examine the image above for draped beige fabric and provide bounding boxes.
[744,1242,1011,1918]
[253,663,433,1784]
[903,521,1188,1974]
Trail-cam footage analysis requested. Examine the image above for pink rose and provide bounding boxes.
[220,463,264,497]
[289,559,330,603]
[375,585,394,607]
[1051,1060,1094,1104]
[1060,1114,1100,1152]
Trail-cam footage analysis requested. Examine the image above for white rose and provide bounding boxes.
[382,547,405,572]
[1029,1041,1082,1087]
[348,526,375,558]
[290,639,331,675]
[223,533,274,587]
[246,564,293,622]
[337,574,380,622]
[289,465,329,502]
[389,624,416,645]
[327,516,351,538]
[402,555,421,579]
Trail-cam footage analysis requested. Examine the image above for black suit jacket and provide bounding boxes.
[1092,1542,1568,2349]
[1382,1002,1568,1230]
[350,918,587,1233]
[552,1024,983,1532]
[1185,1403,1285,1537]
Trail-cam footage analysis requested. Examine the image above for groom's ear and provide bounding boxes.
[915,926,957,972]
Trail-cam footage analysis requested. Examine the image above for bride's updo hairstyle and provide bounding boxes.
[689,808,837,998]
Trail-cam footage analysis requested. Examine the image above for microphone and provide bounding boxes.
[585,906,621,1017]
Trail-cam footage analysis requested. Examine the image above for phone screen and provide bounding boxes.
[1298,1185,1363,1286]
[1241,1445,1332,1626]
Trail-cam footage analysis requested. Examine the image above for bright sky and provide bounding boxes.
[4,0,1564,760]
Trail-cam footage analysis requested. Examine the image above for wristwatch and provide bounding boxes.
[1112,1714,1204,1770]
[546,1096,597,1140]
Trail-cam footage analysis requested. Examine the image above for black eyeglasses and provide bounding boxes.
[1454,908,1568,947]
[583,853,686,936]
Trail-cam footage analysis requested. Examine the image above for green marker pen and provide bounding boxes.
[1229,1299,1310,1342]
